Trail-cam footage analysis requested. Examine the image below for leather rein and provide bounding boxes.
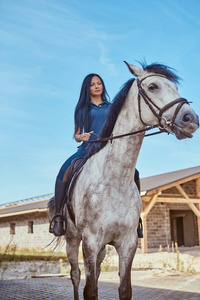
[89,74,190,144]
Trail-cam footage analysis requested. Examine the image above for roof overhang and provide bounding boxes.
[0,208,47,218]
[141,173,200,195]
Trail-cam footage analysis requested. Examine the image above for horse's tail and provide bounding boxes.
[47,197,55,219]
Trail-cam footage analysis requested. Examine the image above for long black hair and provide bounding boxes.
[85,78,135,159]
[74,74,110,134]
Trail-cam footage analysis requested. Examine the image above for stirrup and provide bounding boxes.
[49,213,67,235]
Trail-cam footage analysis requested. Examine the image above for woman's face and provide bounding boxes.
[90,75,103,97]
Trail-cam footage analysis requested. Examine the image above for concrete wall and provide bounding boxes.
[0,212,54,251]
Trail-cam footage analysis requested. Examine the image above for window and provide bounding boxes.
[10,223,15,235]
[28,221,33,234]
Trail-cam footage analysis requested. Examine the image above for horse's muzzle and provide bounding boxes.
[171,109,199,140]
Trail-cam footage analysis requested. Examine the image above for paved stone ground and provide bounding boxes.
[1,270,200,300]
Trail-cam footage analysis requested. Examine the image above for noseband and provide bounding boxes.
[137,75,189,129]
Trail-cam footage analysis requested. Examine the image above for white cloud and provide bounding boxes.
[98,43,117,76]
[167,0,200,26]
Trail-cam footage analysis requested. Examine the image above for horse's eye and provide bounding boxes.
[148,83,158,91]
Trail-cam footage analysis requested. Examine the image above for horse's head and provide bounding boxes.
[125,62,199,140]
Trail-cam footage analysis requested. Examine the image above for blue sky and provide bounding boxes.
[1,0,200,204]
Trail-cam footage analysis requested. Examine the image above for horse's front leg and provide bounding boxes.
[96,246,106,280]
[116,235,138,300]
[66,237,81,300]
[82,239,99,300]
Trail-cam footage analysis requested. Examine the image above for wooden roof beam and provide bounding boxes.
[176,184,200,218]
[142,193,158,216]
[157,197,200,204]
[196,177,200,198]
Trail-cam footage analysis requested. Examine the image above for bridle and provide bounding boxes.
[89,74,190,144]
[137,74,189,129]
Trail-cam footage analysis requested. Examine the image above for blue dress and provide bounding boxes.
[57,101,110,180]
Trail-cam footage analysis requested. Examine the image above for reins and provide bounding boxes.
[88,74,190,144]
[89,124,167,144]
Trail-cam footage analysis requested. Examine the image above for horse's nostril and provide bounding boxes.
[183,114,191,122]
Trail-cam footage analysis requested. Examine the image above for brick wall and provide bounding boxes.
[145,202,197,248]
[162,179,196,195]
[145,203,171,248]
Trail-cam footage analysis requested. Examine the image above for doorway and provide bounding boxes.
[170,210,196,247]
[171,216,184,246]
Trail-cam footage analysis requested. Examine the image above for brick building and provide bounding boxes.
[0,166,200,253]
[139,166,200,252]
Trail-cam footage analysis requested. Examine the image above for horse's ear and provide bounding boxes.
[124,61,144,78]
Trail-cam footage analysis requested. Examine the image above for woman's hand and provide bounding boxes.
[77,131,94,142]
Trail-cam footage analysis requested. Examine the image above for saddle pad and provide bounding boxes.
[68,157,86,182]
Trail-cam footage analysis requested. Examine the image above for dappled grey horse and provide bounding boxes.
[48,62,199,300]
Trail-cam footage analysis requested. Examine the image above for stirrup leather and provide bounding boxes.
[49,213,67,234]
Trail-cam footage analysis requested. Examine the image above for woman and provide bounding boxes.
[50,74,143,238]
[50,74,110,237]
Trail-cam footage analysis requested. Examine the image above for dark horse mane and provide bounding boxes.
[85,62,180,160]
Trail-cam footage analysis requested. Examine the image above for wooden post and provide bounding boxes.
[197,204,200,247]
[196,178,200,246]
[196,177,200,198]
[140,212,147,253]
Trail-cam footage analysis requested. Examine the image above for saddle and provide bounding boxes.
[65,157,87,224]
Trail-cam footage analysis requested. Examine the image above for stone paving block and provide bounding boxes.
[1,273,200,299]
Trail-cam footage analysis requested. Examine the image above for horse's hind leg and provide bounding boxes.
[116,238,137,300]
[66,237,81,300]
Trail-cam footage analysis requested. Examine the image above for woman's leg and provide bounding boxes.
[50,148,86,236]
[57,151,84,182]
